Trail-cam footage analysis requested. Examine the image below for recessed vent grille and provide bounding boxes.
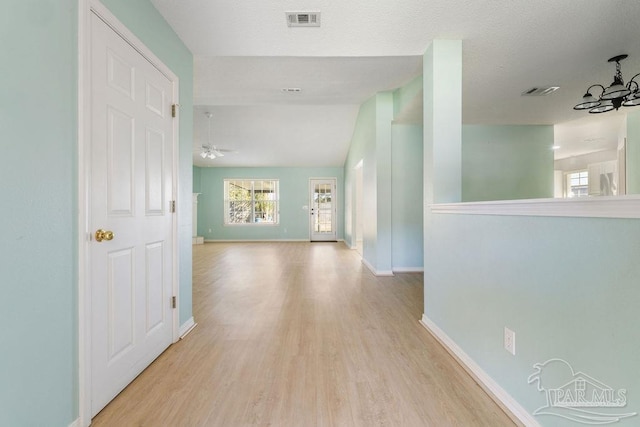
[286,12,321,27]
[521,86,560,96]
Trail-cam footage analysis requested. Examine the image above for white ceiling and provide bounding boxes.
[149,0,640,167]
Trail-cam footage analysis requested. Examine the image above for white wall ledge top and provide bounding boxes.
[429,196,640,219]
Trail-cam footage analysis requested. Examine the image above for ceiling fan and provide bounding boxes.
[200,112,234,159]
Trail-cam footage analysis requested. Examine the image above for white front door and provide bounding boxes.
[309,178,337,241]
[89,12,175,416]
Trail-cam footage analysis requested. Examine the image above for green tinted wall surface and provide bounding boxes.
[391,124,424,270]
[198,167,344,241]
[0,1,77,425]
[462,125,554,201]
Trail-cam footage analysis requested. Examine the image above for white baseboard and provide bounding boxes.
[392,267,424,273]
[204,239,309,243]
[362,258,394,277]
[179,317,197,339]
[420,314,539,427]
[68,418,80,427]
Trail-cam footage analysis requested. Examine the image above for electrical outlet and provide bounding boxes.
[504,327,516,355]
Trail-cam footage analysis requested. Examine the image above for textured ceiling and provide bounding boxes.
[150,0,640,167]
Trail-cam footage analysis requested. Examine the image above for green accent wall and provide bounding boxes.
[462,125,554,201]
[0,1,192,425]
[425,214,640,425]
[0,1,78,425]
[193,165,202,194]
[197,167,344,241]
[392,124,424,269]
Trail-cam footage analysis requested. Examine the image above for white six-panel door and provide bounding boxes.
[89,12,174,416]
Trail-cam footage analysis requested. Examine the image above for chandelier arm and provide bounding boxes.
[627,73,640,90]
[586,84,606,98]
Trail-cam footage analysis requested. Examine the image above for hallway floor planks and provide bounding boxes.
[91,242,517,426]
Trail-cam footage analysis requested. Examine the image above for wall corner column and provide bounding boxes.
[423,40,462,205]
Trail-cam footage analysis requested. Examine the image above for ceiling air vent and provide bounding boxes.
[521,86,560,96]
[286,12,321,27]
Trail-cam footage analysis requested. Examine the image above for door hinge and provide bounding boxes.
[171,296,177,309]
[171,104,179,118]
[170,200,176,213]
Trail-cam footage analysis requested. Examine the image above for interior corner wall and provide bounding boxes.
[375,93,394,273]
[0,2,78,425]
[391,124,424,270]
[462,125,554,201]
[344,96,378,264]
[100,0,195,327]
[343,92,397,274]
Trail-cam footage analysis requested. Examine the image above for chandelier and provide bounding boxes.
[574,55,640,114]
[200,112,225,159]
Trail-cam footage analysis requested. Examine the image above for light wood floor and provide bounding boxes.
[92,242,516,426]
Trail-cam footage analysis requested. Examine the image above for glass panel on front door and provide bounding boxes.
[309,178,336,241]
[313,183,333,233]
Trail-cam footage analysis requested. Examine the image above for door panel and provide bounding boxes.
[90,12,174,417]
[310,178,337,241]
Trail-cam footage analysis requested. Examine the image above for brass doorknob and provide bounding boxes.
[95,229,114,242]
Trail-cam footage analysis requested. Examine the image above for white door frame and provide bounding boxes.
[77,1,180,425]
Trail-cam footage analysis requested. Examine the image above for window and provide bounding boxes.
[224,179,279,225]
[566,170,589,198]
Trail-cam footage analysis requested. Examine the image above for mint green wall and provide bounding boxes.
[375,93,394,273]
[424,41,640,426]
[425,214,640,426]
[0,2,77,425]
[462,125,554,201]
[424,40,462,204]
[393,74,422,118]
[392,125,424,269]
[344,88,423,273]
[101,0,194,325]
[627,111,640,194]
[0,2,192,425]
[344,96,377,258]
[193,165,202,194]
[197,167,344,241]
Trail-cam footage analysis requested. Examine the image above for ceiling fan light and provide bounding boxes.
[589,100,614,114]
[574,93,600,110]
[200,151,207,158]
[208,153,216,159]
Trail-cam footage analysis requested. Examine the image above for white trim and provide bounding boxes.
[392,267,424,273]
[362,258,394,277]
[78,2,180,425]
[430,195,640,219]
[419,314,540,427]
[68,418,80,427]
[179,317,197,339]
